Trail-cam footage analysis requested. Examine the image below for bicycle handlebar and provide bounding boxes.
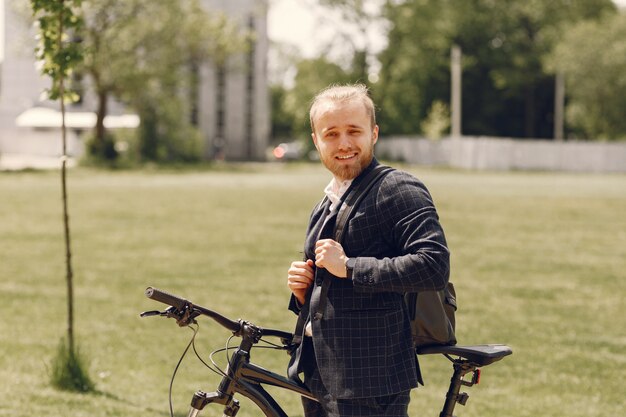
[145,286,188,310]
[144,286,293,342]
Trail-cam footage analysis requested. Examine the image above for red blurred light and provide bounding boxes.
[273,146,286,159]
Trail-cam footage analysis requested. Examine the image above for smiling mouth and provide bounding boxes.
[336,153,357,160]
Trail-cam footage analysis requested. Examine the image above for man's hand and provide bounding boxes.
[288,259,315,305]
[314,239,348,278]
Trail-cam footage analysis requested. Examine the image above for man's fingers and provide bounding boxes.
[288,269,314,282]
[315,239,337,249]
[315,239,341,264]
[313,239,347,278]
[287,259,315,303]
[289,282,309,290]
[288,265,314,291]
[288,274,312,284]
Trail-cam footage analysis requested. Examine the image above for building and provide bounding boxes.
[0,0,270,165]
[0,0,75,164]
[198,0,270,161]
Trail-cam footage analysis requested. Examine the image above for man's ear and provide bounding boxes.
[312,132,319,150]
[372,125,379,144]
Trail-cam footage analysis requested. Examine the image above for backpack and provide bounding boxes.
[335,165,457,349]
[405,285,457,347]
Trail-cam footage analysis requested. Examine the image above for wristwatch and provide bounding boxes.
[345,257,357,279]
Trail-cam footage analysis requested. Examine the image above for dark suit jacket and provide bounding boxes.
[289,159,450,399]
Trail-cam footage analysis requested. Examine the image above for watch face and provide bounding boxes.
[347,258,356,269]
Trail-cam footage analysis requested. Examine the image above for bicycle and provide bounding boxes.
[141,286,512,417]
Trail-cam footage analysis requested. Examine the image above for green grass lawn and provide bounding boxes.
[0,163,624,417]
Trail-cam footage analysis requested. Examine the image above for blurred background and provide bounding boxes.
[1,0,625,170]
[0,2,625,417]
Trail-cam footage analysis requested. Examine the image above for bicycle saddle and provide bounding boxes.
[416,344,512,367]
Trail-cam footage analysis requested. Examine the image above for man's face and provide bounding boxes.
[311,100,378,181]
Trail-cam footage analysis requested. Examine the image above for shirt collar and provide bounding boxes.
[322,158,379,212]
[324,177,353,212]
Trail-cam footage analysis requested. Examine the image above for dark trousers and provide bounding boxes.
[300,337,411,417]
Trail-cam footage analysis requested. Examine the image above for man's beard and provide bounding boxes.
[320,145,374,181]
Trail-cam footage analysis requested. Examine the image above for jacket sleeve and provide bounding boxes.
[351,171,450,293]
[288,294,302,315]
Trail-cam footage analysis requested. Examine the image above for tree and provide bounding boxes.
[421,100,451,140]
[375,0,452,135]
[78,0,247,163]
[283,57,355,143]
[549,12,626,140]
[318,0,386,82]
[30,0,94,392]
[375,0,617,138]
[270,85,295,141]
[452,0,617,138]
[269,1,388,144]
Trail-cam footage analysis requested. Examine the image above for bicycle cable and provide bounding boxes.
[196,334,287,383]
[191,331,234,378]
[171,325,291,412]
[224,334,236,366]
[168,324,199,417]
[258,338,287,350]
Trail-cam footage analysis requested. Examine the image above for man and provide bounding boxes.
[287,84,450,417]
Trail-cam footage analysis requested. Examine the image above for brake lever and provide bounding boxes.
[140,306,178,318]
[140,305,198,327]
[175,304,199,327]
[140,310,166,317]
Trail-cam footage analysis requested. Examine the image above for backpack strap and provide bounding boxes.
[335,165,395,243]
[313,164,395,321]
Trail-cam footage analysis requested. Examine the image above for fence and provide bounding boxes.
[376,136,626,173]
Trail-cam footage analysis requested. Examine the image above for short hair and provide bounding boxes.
[309,84,376,133]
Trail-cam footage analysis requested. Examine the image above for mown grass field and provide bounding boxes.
[0,163,624,417]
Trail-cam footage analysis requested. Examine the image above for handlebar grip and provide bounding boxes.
[145,287,188,310]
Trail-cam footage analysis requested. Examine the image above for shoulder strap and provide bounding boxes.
[313,164,395,320]
[334,164,394,243]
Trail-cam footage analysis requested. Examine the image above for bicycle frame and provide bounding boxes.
[187,321,313,417]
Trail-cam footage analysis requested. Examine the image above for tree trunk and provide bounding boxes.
[524,83,536,138]
[58,2,75,354]
[95,90,108,146]
[139,106,159,161]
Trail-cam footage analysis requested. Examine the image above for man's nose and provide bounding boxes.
[337,132,352,149]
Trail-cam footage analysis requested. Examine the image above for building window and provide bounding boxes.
[245,15,256,159]
[213,63,226,159]
[189,61,200,126]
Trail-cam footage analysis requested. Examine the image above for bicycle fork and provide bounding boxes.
[187,389,240,417]
[186,350,245,417]
[187,322,262,417]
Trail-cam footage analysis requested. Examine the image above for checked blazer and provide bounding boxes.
[288,159,450,399]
